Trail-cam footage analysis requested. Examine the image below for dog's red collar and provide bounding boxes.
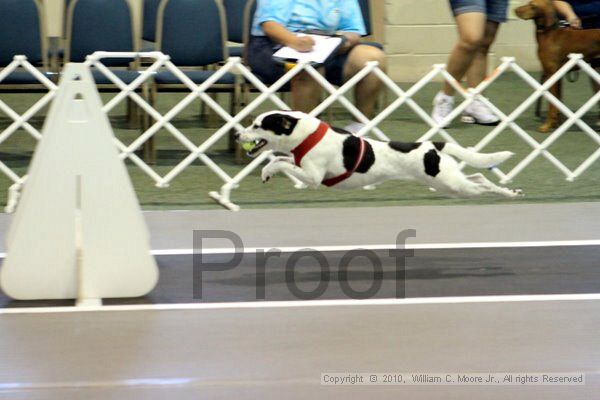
[291,121,329,166]
[290,121,366,187]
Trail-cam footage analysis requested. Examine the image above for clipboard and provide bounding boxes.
[272,33,345,67]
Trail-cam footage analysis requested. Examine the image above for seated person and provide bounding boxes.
[247,0,386,133]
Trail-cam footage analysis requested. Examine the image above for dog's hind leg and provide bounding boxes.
[428,174,486,198]
[465,172,493,185]
[465,173,523,197]
[431,171,522,198]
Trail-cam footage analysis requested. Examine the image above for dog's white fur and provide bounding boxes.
[237,111,523,198]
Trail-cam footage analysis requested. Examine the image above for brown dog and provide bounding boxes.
[515,0,600,132]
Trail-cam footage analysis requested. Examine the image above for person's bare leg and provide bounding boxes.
[290,71,322,113]
[466,20,500,88]
[443,12,487,96]
[343,44,386,118]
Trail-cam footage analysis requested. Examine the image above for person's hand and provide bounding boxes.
[337,32,361,54]
[568,15,582,29]
[553,1,582,29]
[290,35,315,52]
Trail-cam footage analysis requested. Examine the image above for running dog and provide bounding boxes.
[235,111,523,198]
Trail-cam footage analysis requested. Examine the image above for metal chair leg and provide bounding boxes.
[142,83,156,164]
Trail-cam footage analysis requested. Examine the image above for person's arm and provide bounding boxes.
[336,32,361,54]
[261,21,315,52]
[553,1,582,28]
[254,0,314,52]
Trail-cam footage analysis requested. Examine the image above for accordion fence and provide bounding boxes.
[1,52,599,211]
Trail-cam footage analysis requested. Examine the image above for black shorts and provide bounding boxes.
[247,35,382,86]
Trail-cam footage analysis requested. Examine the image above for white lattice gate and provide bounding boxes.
[1,51,599,211]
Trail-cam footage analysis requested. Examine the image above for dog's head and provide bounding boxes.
[515,0,557,29]
[236,111,314,157]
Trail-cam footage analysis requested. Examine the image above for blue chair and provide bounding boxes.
[65,0,140,85]
[241,0,256,63]
[66,0,151,158]
[0,0,54,91]
[358,0,372,37]
[154,0,239,105]
[223,0,247,58]
[152,0,241,158]
[142,0,162,51]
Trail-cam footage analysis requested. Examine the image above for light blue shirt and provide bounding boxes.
[251,0,367,37]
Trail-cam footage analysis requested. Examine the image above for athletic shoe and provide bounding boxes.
[461,98,500,126]
[431,91,455,128]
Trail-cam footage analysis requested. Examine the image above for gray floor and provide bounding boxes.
[0,297,599,400]
[0,201,599,308]
[1,202,598,252]
[0,202,598,399]
[137,201,600,249]
[1,245,599,308]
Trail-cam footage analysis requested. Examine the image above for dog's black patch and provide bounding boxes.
[423,149,441,177]
[389,141,421,153]
[343,136,375,173]
[331,126,352,135]
[433,142,445,151]
[260,113,299,135]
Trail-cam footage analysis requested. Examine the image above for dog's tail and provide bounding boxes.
[440,142,513,168]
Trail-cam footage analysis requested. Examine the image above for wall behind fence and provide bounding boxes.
[383,0,540,82]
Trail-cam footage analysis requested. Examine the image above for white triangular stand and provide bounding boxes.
[0,63,158,304]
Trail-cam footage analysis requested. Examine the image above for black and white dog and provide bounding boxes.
[236,111,523,197]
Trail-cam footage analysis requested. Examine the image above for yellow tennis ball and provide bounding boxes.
[241,142,255,152]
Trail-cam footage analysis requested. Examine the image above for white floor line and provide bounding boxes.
[0,239,597,259]
[1,293,600,315]
[0,377,314,391]
[149,239,600,256]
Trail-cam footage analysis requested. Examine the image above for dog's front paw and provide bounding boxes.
[261,166,275,183]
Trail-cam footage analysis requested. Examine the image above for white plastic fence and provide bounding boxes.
[1,51,599,211]
[0,56,58,185]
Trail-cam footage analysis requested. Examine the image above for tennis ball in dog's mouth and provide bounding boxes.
[241,142,256,152]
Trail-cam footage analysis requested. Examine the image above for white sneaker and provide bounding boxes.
[431,91,455,128]
[461,99,500,126]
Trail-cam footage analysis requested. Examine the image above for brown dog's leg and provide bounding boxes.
[539,66,562,133]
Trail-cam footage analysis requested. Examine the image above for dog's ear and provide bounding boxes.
[260,113,299,135]
[514,3,534,20]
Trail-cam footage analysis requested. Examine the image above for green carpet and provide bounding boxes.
[1,71,599,211]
